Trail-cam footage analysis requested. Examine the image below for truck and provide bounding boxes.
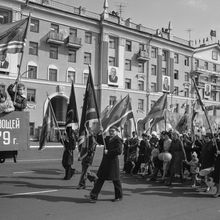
[0,111,29,163]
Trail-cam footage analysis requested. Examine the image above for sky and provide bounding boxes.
[70,0,220,42]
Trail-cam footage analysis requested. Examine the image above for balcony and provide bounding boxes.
[46,31,64,45]
[136,49,150,62]
[65,35,82,49]
[194,66,220,77]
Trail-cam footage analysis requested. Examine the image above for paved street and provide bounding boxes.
[0,147,220,220]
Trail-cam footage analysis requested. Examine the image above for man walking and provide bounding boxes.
[85,126,123,203]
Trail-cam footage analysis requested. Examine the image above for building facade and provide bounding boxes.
[0,0,220,141]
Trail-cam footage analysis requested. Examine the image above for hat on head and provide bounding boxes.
[109,126,119,132]
[17,83,25,89]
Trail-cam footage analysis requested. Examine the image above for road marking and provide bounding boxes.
[0,189,58,198]
[17,159,61,162]
[13,171,35,174]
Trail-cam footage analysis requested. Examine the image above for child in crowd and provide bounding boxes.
[0,90,14,114]
[185,152,200,187]
[7,82,27,111]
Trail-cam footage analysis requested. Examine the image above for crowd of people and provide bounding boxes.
[122,130,220,198]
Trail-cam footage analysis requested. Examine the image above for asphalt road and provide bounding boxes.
[0,147,220,220]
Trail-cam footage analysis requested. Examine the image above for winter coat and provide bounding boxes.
[97,135,122,180]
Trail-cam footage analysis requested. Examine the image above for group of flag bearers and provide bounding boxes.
[1,17,220,202]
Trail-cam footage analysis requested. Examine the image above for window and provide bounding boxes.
[174,104,179,113]
[125,40,132,51]
[109,56,116,66]
[138,99,144,111]
[30,18,39,33]
[84,52,91,65]
[85,32,92,44]
[212,51,218,60]
[49,68,57,81]
[29,42,38,55]
[174,53,179,64]
[83,73,88,84]
[49,44,58,59]
[184,56,189,66]
[162,50,168,61]
[139,43,145,51]
[184,72,189,81]
[28,65,37,79]
[173,86,179,95]
[109,36,116,49]
[29,122,35,136]
[151,82,157,92]
[213,64,217,72]
[125,78,131,89]
[125,59,131,71]
[162,68,167,75]
[138,80,144,91]
[67,71,75,83]
[0,8,12,24]
[174,70,179,80]
[51,23,59,33]
[151,65,157,75]
[151,47,157,58]
[27,88,36,102]
[69,28,77,37]
[109,96,117,106]
[212,92,217,101]
[68,49,76,63]
[184,88,189,97]
[204,62,208,70]
[138,62,144,73]
[195,59,199,67]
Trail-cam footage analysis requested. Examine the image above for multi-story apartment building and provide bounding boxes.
[0,0,220,140]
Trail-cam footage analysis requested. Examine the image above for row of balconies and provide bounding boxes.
[47,31,150,61]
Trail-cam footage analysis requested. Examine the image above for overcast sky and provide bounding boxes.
[71,0,220,42]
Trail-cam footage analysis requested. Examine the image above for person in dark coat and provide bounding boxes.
[7,82,27,111]
[85,126,123,203]
[61,127,76,180]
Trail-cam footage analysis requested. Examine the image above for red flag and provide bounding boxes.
[78,66,100,159]
[101,94,134,133]
[39,100,57,150]
[0,17,29,54]
[66,81,79,131]
[141,93,167,129]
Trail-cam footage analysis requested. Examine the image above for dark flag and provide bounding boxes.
[78,66,100,159]
[39,100,57,150]
[0,17,29,55]
[66,81,79,131]
[141,93,167,129]
[101,94,134,133]
[175,112,188,134]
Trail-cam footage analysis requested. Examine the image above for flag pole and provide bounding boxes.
[14,14,31,102]
[88,65,106,152]
[191,75,218,152]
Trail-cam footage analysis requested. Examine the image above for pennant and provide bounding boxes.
[141,93,167,129]
[66,81,79,131]
[39,100,57,150]
[0,17,29,55]
[101,94,134,133]
[78,66,100,159]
